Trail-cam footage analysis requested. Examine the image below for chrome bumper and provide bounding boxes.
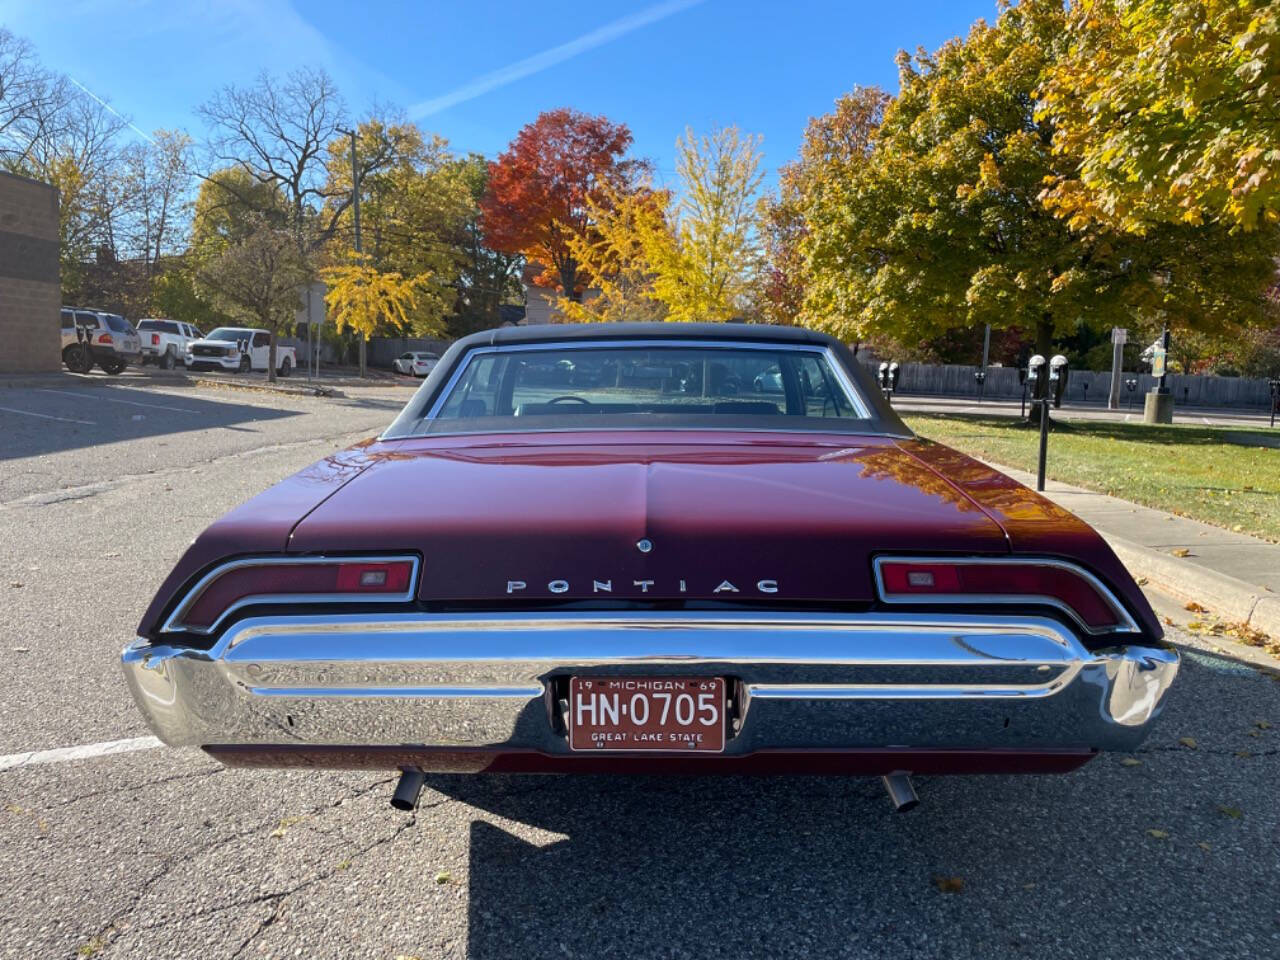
[121,612,1178,759]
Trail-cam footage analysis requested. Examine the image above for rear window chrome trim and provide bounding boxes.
[161,554,421,636]
[397,339,872,437]
[872,555,1141,635]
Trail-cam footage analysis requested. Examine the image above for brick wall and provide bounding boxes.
[0,171,60,373]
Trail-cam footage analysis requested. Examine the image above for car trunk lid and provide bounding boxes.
[287,433,1010,604]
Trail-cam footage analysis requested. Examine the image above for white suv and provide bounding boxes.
[137,319,203,369]
[59,308,142,375]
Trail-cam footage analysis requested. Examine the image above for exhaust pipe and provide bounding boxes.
[391,768,426,811]
[882,772,919,813]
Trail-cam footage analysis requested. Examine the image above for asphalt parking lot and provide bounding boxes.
[1,380,1277,959]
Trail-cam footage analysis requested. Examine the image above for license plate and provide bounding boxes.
[568,677,725,752]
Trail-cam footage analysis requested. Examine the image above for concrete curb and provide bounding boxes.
[188,376,344,399]
[1103,533,1280,637]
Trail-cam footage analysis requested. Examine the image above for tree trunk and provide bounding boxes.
[559,261,579,307]
[1035,317,1053,362]
[359,335,367,378]
[268,331,278,384]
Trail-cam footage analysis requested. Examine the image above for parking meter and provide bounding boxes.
[1026,354,1046,400]
[1049,354,1069,408]
[877,361,889,391]
[973,369,986,401]
[1269,377,1280,428]
[877,361,900,401]
[887,362,900,392]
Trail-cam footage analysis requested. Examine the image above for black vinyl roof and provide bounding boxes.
[462,322,842,349]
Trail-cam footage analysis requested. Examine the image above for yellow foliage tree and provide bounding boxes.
[555,126,764,324]
[554,182,671,323]
[654,126,764,322]
[322,253,438,372]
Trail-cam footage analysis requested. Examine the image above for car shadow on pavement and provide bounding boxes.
[0,385,301,461]
[418,645,1278,959]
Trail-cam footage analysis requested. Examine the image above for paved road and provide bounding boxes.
[1,382,1277,959]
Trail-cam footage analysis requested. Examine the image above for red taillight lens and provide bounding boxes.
[152,333,160,345]
[174,558,416,631]
[877,559,1126,630]
[98,332,113,345]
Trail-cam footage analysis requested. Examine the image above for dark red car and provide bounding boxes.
[123,323,1178,811]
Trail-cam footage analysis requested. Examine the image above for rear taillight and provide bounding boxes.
[875,558,1136,632]
[98,332,113,345]
[164,556,418,634]
[151,333,160,345]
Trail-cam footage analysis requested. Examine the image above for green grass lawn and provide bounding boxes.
[903,413,1280,542]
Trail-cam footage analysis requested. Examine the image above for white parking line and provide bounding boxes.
[0,404,96,426]
[0,735,163,772]
[34,388,201,414]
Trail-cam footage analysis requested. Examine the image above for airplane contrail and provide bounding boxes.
[409,0,707,119]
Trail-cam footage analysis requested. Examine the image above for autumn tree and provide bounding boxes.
[555,181,671,323]
[197,215,310,381]
[1039,0,1280,233]
[449,154,524,336]
[322,252,436,341]
[198,68,349,250]
[650,125,765,322]
[554,125,765,324]
[801,0,1278,359]
[321,120,473,340]
[758,87,889,325]
[481,108,643,302]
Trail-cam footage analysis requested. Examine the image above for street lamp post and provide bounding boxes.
[338,126,365,379]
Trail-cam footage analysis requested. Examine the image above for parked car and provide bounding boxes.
[136,318,203,369]
[123,322,1177,814]
[59,307,141,375]
[185,327,296,375]
[392,351,440,378]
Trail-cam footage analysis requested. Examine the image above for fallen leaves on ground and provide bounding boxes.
[1147,829,1170,839]
[1258,720,1273,730]
[1171,548,1192,558]
[1120,757,1143,767]
[435,871,452,885]
[932,875,965,893]
[1197,842,1212,853]
[1183,616,1280,659]
[1185,601,1208,613]
[269,814,307,839]
[1179,737,1198,749]
[1217,805,1243,819]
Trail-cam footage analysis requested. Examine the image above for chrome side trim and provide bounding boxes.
[160,554,421,636]
[871,555,1141,635]
[404,339,872,433]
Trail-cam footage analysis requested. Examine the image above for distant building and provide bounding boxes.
[521,265,599,326]
[0,171,60,373]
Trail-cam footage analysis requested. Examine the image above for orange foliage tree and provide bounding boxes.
[480,108,644,303]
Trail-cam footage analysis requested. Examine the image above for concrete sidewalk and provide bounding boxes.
[989,460,1280,637]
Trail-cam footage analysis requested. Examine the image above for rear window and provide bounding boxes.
[415,343,868,435]
[137,320,180,334]
[61,310,73,329]
[103,314,131,333]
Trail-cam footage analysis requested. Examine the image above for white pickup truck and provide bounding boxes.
[136,318,203,369]
[185,327,296,375]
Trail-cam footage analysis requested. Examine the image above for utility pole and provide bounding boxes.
[348,128,365,379]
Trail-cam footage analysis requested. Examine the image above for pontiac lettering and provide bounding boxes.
[504,578,779,595]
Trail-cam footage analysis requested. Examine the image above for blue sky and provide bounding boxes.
[1,0,999,186]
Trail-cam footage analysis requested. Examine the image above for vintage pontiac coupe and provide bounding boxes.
[123,323,1178,811]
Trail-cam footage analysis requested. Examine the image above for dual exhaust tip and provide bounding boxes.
[391,767,919,813]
